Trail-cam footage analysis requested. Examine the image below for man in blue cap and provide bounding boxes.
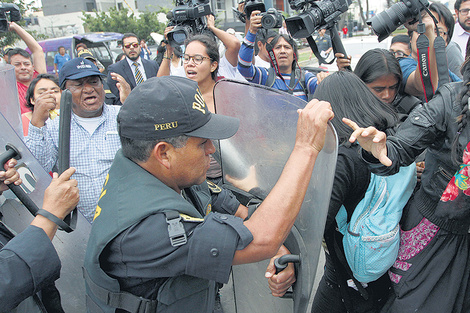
[25,57,121,222]
[84,75,334,312]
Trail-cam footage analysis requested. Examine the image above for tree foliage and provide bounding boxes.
[82,7,168,44]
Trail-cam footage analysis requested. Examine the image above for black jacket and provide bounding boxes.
[364,82,470,233]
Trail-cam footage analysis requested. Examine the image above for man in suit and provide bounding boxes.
[107,33,159,105]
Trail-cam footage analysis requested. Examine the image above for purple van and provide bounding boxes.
[29,32,123,74]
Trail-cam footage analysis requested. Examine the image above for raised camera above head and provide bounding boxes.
[260,8,283,29]
[367,0,429,42]
[170,0,211,22]
[167,0,212,47]
[244,0,265,19]
[285,0,351,39]
[0,3,21,33]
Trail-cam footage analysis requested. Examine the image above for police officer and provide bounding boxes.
[0,161,79,312]
[84,76,333,312]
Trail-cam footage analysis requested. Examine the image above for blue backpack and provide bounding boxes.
[335,163,417,283]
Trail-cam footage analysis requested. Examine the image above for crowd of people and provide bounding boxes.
[1,1,470,312]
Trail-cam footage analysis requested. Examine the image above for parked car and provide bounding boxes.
[31,32,123,74]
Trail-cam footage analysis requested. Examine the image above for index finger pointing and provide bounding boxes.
[57,167,76,181]
[342,117,359,131]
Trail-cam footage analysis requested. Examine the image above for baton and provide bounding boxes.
[57,89,77,232]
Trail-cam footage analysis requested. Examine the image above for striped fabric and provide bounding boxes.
[133,62,144,85]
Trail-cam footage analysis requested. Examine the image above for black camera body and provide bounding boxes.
[0,3,21,33]
[167,0,212,47]
[367,0,429,42]
[261,8,283,29]
[244,0,265,19]
[285,0,351,39]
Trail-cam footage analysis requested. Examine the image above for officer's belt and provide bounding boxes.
[83,267,157,313]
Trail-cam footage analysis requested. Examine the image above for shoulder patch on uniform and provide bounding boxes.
[206,180,222,193]
[180,213,204,223]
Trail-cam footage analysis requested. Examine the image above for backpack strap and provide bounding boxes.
[264,67,276,88]
[298,69,311,101]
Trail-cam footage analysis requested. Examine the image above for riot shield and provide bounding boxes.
[214,79,338,313]
[0,64,22,136]
[0,72,91,311]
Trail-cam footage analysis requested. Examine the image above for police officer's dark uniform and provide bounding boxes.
[0,220,62,312]
[84,77,251,313]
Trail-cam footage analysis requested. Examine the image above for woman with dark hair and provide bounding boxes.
[22,73,61,136]
[267,71,402,313]
[339,48,420,115]
[342,39,470,313]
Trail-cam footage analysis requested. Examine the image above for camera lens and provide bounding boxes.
[367,2,412,42]
[172,31,187,46]
[261,14,276,29]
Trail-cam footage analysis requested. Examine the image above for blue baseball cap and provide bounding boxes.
[58,57,106,89]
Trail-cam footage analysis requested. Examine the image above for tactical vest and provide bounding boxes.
[84,150,217,313]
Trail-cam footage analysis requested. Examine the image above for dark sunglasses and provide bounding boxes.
[124,43,139,49]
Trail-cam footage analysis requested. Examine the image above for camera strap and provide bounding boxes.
[306,35,334,65]
[416,21,434,102]
[416,9,450,103]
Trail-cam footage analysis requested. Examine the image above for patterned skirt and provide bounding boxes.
[381,194,470,313]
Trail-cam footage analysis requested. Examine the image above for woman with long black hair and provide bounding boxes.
[267,71,402,313]
[344,40,470,313]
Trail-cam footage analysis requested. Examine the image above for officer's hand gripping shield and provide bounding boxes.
[0,64,91,312]
[214,79,338,313]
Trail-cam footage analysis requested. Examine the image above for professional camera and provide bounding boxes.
[261,8,283,29]
[0,3,21,33]
[244,0,265,19]
[167,0,212,47]
[367,0,429,42]
[285,0,351,39]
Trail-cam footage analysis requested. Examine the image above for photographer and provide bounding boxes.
[238,11,326,101]
[0,161,79,312]
[401,3,461,98]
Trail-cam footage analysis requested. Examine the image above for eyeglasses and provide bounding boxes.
[124,43,139,49]
[183,54,211,65]
[459,8,470,15]
[389,50,408,58]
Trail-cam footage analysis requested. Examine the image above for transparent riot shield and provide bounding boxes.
[0,64,22,136]
[214,80,338,313]
[0,95,91,311]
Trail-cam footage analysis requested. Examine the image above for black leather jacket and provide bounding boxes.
[365,82,470,233]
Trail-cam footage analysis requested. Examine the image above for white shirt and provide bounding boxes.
[126,57,148,82]
[451,22,470,58]
[218,55,246,81]
[254,55,271,68]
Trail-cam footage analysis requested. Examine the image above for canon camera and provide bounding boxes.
[261,8,283,29]
[367,0,430,42]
